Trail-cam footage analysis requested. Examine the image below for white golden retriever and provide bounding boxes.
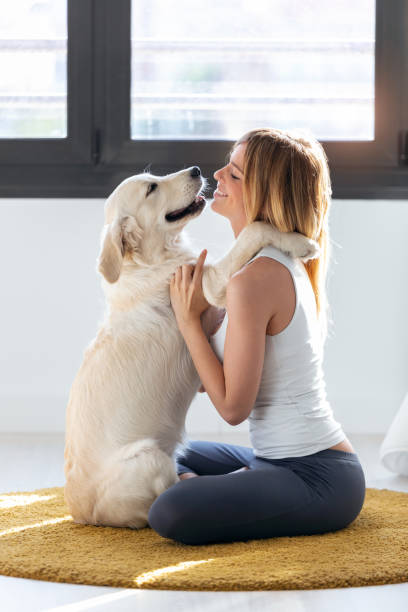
[64,166,319,529]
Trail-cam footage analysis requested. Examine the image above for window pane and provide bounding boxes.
[0,0,67,138]
[131,0,375,141]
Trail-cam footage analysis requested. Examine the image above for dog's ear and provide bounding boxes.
[97,215,142,283]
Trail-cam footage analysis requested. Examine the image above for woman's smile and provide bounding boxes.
[213,186,228,198]
[211,142,248,238]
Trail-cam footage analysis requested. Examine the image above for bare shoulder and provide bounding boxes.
[229,255,290,290]
[227,256,288,318]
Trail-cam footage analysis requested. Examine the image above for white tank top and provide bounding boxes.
[209,244,346,459]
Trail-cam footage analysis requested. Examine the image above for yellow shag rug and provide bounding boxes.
[0,486,407,591]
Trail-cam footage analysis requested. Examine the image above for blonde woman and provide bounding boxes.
[148,128,366,546]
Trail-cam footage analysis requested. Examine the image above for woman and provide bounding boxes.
[147,127,366,546]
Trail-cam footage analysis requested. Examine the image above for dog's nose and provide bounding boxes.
[190,166,201,177]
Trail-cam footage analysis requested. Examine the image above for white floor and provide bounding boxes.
[0,431,407,612]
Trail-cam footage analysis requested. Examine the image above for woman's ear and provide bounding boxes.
[97,215,142,283]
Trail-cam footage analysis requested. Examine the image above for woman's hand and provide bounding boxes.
[170,249,211,331]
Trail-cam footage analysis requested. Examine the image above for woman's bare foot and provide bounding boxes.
[179,466,249,480]
[179,472,199,480]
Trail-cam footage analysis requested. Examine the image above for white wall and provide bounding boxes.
[0,197,407,435]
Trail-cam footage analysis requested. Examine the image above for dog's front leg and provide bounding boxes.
[202,221,320,307]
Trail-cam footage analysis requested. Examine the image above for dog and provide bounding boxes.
[64,166,319,529]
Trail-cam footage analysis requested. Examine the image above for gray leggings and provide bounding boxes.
[147,439,366,546]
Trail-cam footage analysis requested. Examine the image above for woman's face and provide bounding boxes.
[211,142,248,236]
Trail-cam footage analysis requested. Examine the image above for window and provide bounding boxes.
[0,0,67,138]
[130,0,375,141]
[0,0,407,198]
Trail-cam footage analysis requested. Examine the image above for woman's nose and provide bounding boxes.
[213,167,221,181]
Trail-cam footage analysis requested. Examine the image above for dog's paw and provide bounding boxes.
[282,233,320,262]
[297,237,320,261]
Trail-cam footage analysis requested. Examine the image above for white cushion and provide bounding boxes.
[380,391,408,476]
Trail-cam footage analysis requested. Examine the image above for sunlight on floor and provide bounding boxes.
[134,558,214,586]
[0,493,57,510]
[0,514,72,537]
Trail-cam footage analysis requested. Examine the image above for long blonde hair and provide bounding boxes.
[233,127,333,345]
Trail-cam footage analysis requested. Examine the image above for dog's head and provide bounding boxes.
[97,166,206,283]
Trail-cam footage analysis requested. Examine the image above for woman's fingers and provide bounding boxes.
[172,255,206,288]
[181,263,194,290]
[182,264,194,275]
[193,249,207,283]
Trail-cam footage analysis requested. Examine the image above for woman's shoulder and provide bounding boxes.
[225,259,283,328]
[230,251,292,288]
[227,255,290,313]
[226,253,298,333]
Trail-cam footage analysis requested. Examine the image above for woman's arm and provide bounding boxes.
[169,251,277,425]
[179,266,276,425]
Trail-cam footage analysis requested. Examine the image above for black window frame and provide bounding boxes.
[0,0,407,199]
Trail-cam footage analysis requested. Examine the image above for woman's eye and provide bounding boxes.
[147,183,158,196]
[231,173,239,180]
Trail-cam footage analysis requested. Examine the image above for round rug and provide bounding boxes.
[0,486,407,591]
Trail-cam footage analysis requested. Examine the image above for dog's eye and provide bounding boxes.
[146,183,158,197]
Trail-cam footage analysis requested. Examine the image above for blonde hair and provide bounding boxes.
[233,127,333,345]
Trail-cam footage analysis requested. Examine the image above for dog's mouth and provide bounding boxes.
[165,195,206,223]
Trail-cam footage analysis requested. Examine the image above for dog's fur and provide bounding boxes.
[64,167,319,529]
